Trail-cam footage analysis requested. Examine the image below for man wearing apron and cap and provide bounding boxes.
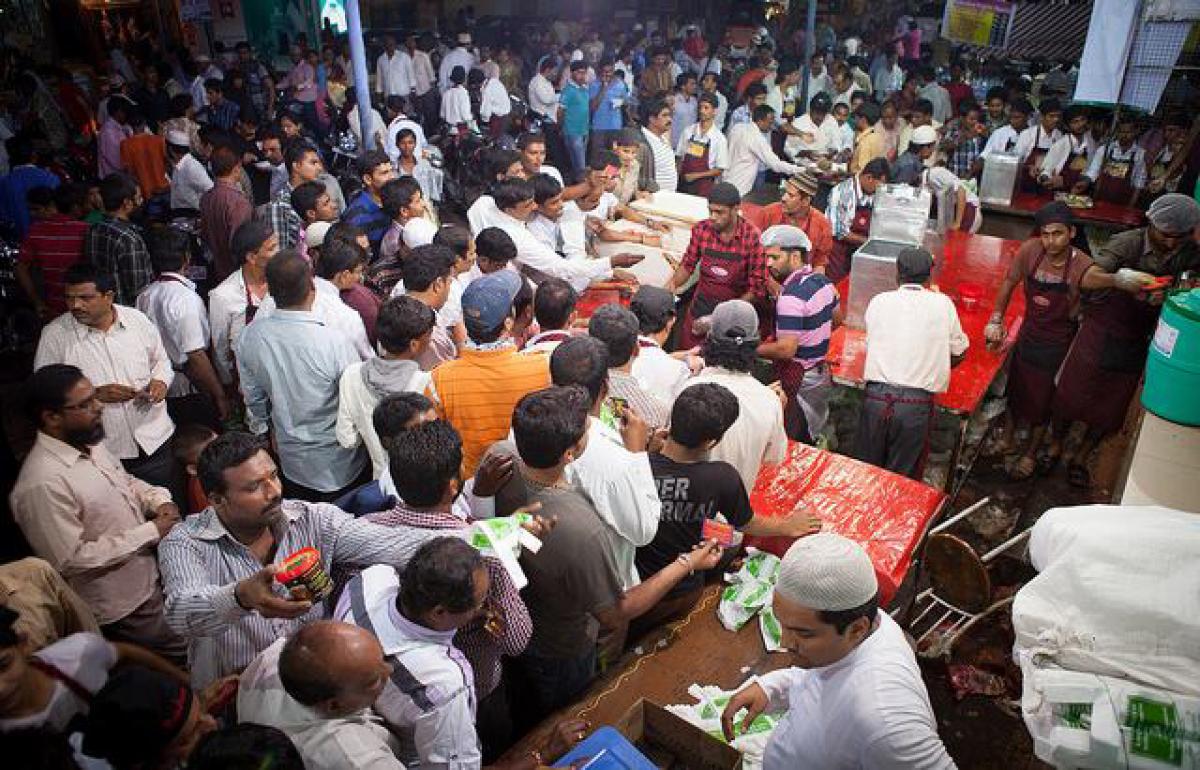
[1077,116,1147,207]
[757,170,833,271]
[825,157,889,283]
[1014,98,1062,193]
[721,534,954,770]
[855,248,969,480]
[1038,106,1096,193]
[675,93,728,197]
[757,225,842,444]
[1051,193,1200,489]
[665,183,770,351]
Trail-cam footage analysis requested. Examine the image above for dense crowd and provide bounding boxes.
[1,10,1198,770]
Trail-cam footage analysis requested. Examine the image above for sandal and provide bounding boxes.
[1007,455,1037,481]
[1067,462,1090,489]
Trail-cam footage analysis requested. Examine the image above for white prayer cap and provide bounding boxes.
[165,129,191,148]
[305,221,332,248]
[776,533,878,611]
[760,225,811,252]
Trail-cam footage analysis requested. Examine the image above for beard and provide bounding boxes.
[66,422,105,448]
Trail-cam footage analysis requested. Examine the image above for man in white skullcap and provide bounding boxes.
[1051,192,1199,491]
[721,534,955,769]
[756,225,842,444]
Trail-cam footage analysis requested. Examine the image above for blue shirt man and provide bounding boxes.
[590,73,628,132]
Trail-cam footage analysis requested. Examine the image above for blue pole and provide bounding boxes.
[801,0,817,110]
[346,0,375,150]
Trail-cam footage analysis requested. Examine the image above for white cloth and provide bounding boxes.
[923,167,981,233]
[675,122,730,171]
[376,50,415,97]
[806,71,834,101]
[412,50,435,96]
[170,153,213,211]
[256,278,374,361]
[863,285,968,393]
[494,209,612,292]
[758,612,955,770]
[723,122,803,197]
[565,417,661,589]
[403,217,438,249]
[134,273,209,397]
[1074,0,1141,106]
[390,272,465,331]
[632,337,691,405]
[528,73,558,120]
[480,79,511,122]
[538,164,564,186]
[384,116,428,161]
[641,126,679,193]
[438,47,477,93]
[1014,124,1062,162]
[348,105,387,148]
[334,564,482,770]
[0,633,115,734]
[786,112,842,157]
[336,362,432,478]
[34,307,174,459]
[207,268,262,385]
[1039,133,1097,179]
[238,638,405,770]
[440,85,474,129]
[680,367,787,491]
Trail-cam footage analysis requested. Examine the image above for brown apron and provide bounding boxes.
[679,130,716,197]
[1008,248,1079,423]
[1021,125,1050,193]
[1059,136,1090,191]
[679,239,755,350]
[1093,146,1136,204]
[828,200,872,284]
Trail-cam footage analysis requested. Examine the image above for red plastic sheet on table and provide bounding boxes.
[1008,192,1145,229]
[575,284,632,319]
[743,442,945,606]
[827,230,1026,415]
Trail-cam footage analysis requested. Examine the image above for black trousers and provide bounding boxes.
[282,465,372,505]
[854,382,936,480]
[122,440,181,503]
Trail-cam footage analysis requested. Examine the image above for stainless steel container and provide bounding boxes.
[979,152,1020,207]
[846,238,914,329]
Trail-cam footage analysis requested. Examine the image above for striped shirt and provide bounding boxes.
[158,500,444,689]
[18,214,88,315]
[776,267,839,369]
[427,346,552,477]
[826,176,871,241]
[606,369,671,430]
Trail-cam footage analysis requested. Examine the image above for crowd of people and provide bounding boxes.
[1,9,1198,770]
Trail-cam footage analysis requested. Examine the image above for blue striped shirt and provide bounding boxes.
[775,267,839,369]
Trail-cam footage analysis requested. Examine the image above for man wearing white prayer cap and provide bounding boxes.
[1051,192,1198,491]
[721,534,955,769]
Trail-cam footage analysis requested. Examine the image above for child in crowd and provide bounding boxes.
[173,423,218,515]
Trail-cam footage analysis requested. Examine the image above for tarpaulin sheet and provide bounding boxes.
[826,229,1027,415]
[743,442,946,606]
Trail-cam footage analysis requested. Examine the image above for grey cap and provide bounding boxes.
[709,299,760,343]
[761,225,812,251]
[896,247,934,281]
[1147,193,1200,234]
[630,285,676,329]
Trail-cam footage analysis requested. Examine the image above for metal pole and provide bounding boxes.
[346,0,375,150]
[800,0,817,110]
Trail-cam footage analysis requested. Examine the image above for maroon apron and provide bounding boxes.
[1093,147,1137,204]
[1054,276,1166,436]
[1059,137,1090,192]
[1021,126,1050,193]
[1007,248,1079,423]
[679,130,716,197]
[828,202,872,284]
[679,239,754,350]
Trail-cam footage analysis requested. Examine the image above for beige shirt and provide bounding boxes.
[33,306,175,459]
[9,433,169,624]
[0,557,99,650]
[863,285,969,393]
[681,367,788,491]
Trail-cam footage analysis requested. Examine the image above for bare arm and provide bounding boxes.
[757,335,800,361]
[595,541,721,623]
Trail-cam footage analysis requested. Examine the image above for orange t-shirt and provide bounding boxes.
[757,203,834,269]
[119,133,169,197]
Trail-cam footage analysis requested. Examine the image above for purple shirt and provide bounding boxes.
[285,61,318,103]
[775,267,839,369]
[98,119,132,178]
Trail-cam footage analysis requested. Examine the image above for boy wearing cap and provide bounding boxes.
[630,285,695,405]
[891,124,937,187]
[757,225,841,444]
[427,270,549,476]
[856,248,968,479]
[756,171,833,271]
[721,534,954,770]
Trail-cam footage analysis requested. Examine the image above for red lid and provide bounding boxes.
[275,547,322,583]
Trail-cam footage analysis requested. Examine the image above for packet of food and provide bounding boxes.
[467,513,542,590]
[759,602,784,652]
[737,549,781,585]
[717,580,774,631]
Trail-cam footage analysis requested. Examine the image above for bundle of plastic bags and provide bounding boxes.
[467,512,542,590]
[716,549,785,652]
[665,683,781,770]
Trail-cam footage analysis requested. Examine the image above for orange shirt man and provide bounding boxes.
[757,171,833,270]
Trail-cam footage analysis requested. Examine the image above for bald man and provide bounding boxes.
[237,621,402,770]
[721,535,954,769]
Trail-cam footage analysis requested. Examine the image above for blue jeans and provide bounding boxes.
[564,134,588,179]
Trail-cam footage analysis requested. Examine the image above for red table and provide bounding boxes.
[744,441,946,605]
[827,229,1026,416]
[985,192,1145,230]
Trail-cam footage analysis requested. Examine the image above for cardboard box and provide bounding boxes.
[614,699,743,770]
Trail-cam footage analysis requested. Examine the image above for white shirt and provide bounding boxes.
[334,565,482,770]
[135,273,209,398]
[632,336,691,405]
[919,82,953,125]
[786,112,842,157]
[438,47,477,93]
[348,105,387,147]
[1013,124,1062,162]
[681,367,787,491]
[384,116,428,162]
[528,73,558,120]
[1085,141,1147,189]
[376,50,415,97]
[336,361,432,478]
[671,94,698,148]
[675,122,730,171]
[403,217,438,249]
[238,638,405,770]
[565,417,661,589]
[758,612,954,770]
[980,124,1021,160]
[724,122,803,196]
[863,285,968,393]
[34,307,174,459]
[538,164,564,186]
[528,213,587,261]
[207,267,263,385]
[467,195,503,236]
[1040,133,1097,179]
[440,85,474,129]
[806,71,834,100]
[641,126,679,192]
[411,49,435,96]
[390,271,465,331]
[170,153,213,211]
[257,278,374,361]
[480,78,511,122]
[0,633,116,735]
[494,209,613,293]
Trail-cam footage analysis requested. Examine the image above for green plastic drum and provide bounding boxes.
[1143,288,1200,426]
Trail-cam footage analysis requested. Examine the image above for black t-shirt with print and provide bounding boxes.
[637,453,755,594]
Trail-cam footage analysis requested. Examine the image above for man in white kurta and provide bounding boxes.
[722,534,956,770]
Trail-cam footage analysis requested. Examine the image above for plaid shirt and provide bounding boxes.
[259,185,303,249]
[84,216,152,305]
[679,216,769,302]
[941,119,986,179]
[364,503,532,698]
